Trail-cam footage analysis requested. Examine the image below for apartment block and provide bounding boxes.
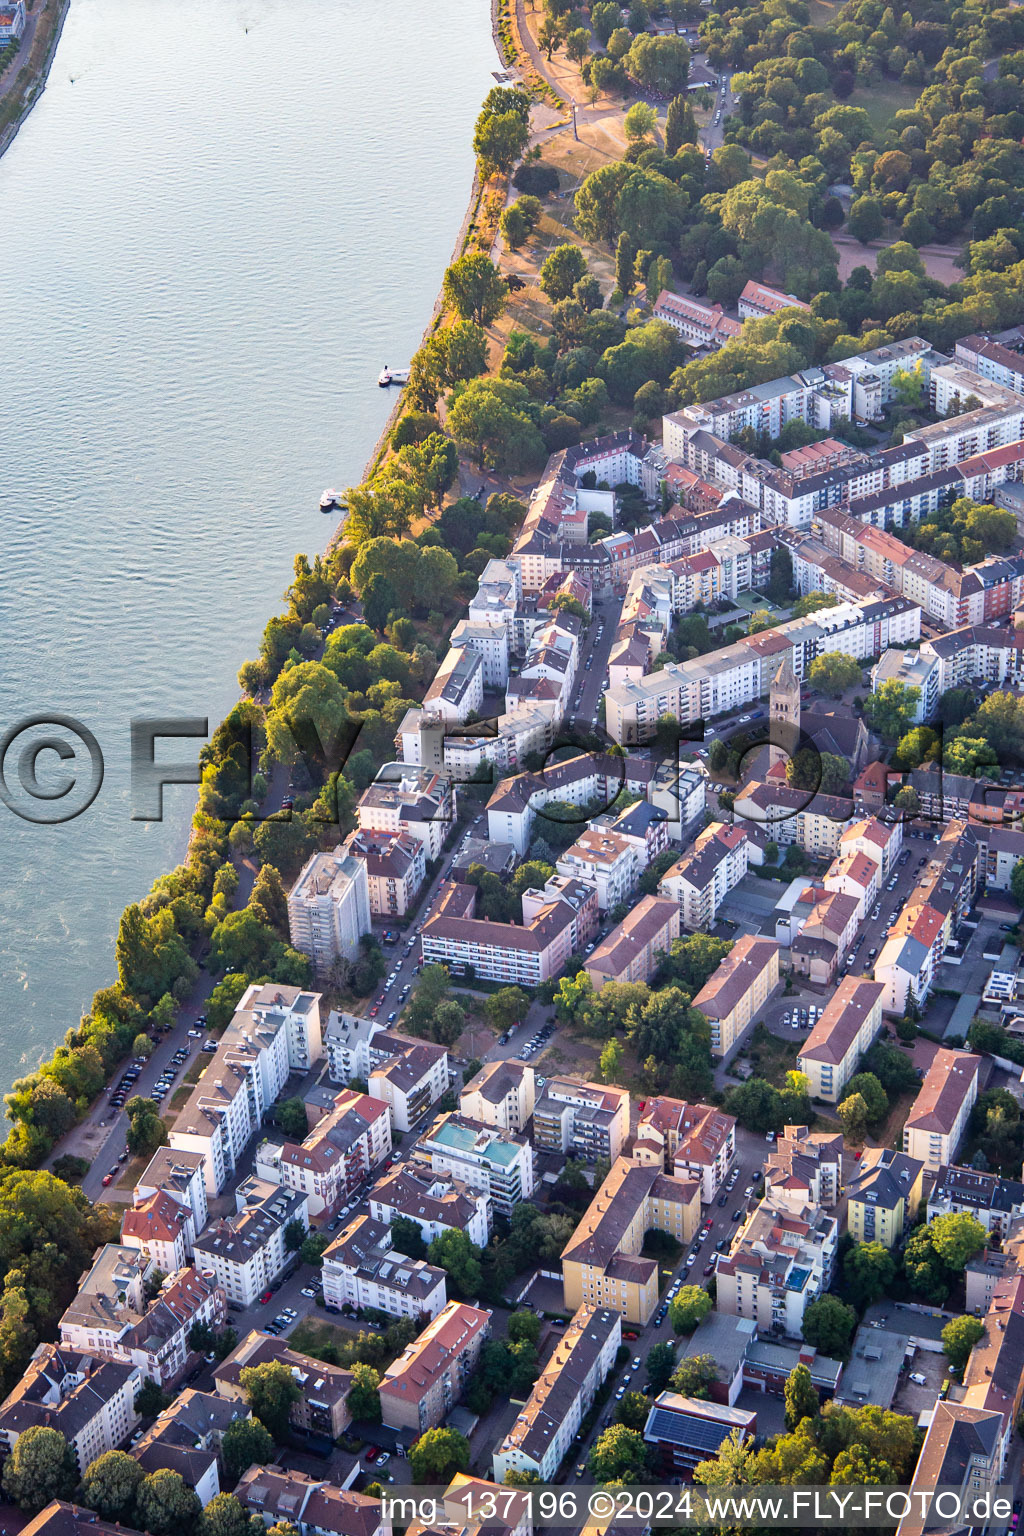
[875,820,977,1014]
[418,1112,535,1216]
[357,764,453,861]
[659,822,750,932]
[717,1199,839,1338]
[134,1148,208,1241]
[846,1148,924,1247]
[286,847,371,968]
[169,985,323,1196]
[533,1078,631,1163]
[368,1033,450,1133]
[237,1467,386,1536]
[584,895,680,991]
[214,1331,354,1439]
[491,1306,621,1483]
[59,1247,225,1389]
[341,827,426,918]
[321,1215,448,1321]
[420,880,578,988]
[132,1390,250,1508]
[460,1059,536,1135]
[556,827,641,912]
[903,1049,982,1171]
[0,1346,142,1473]
[633,1099,736,1204]
[691,934,780,1058]
[928,1165,1024,1239]
[368,1159,492,1248]
[561,1158,700,1325]
[765,1125,844,1212]
[796,977,884,1104]
[379,1301,491,1433]
[277,1088,392,1216]
[193,1178,309,1309]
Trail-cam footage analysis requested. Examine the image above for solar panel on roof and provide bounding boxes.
[647,1409,733,1454]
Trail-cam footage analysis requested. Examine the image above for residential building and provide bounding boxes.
[491,1306,621,1483]
[368,1159,492,1247]
[448,614,510,689]
[460,1059,536,1135]
[0,1347,142,1474]
[134,1148,208,1240]
[342,827,426,918]
[286,848,371,969]
[584,895,680,990]
[717,1198,839,1337]
[643,1393,757,1473]
[691,934,780,1058]
[556,827,640,912]
[791,888,860,985]
[424,642,486,724]
[533,1078,631,1163]
[928,1165,1024,1238]
[0,2,26,42]
[277,1088,392,1216]
[485,751,655,858]
[796,977,885,1103]
[659,822,750,931]
[169,985,323,1196]
[418,1112,535,1216]
[903,1050,982,1171]
[875,821,978,1014]
[59,1247,225,1389]
[846,1148,924,1247]
[765,1125,844,1211]
[357,764,454,861]
[193,1178,309,1309]
[420,879,579,987]
[214,1331,354,1439]
[321,1215,448,1321]
[378,1301,491,1433]
[738,281,812,320]
[120,1188,193,1275]
[632,1099,736,1204]
[368,1034,450,1133]
[561,1158,700,1325]
[238,1466,386,1536]
[653,291,742,349]
[132,1390,250,1509]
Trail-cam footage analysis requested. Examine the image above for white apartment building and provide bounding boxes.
[357,764,454,861]
[368,1160,492,1248]
[276,1088,392,1217]
[120,1188,193,1274]
[321,1215,448,1321]
[193,1177,310,1308]
[369,1034,450,1133]
[417,1111,536,1217]
[659,823,750,931]
[556,827,640,912]
[287,848,371,969]
[533,1079,631,1163]
[486,751,655,857]
[423,643,486,723]
[717,1199,839,1338]
[169,985,323,1196]
[492,1307,622,1483]
[0,1346,142,1474]
[448,615,510,688]
[460,1059,536,1134]
[59,1246,225,1389]
[135,1148,209,1239]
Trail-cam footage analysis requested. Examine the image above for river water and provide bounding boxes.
[0,0,498,1094]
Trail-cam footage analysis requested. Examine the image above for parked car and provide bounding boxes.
[909,1372,927,1385]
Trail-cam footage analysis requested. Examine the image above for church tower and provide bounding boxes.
[769,651,800,771]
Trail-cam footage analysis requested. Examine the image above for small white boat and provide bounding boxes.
[378,366,411,387]
[320,488,339,511]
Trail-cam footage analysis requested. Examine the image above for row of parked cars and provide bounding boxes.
[518,1022,553,1060]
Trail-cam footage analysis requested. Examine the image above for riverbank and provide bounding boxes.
[0,0,70,159]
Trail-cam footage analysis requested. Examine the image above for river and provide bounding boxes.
[0,0,498,1095]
